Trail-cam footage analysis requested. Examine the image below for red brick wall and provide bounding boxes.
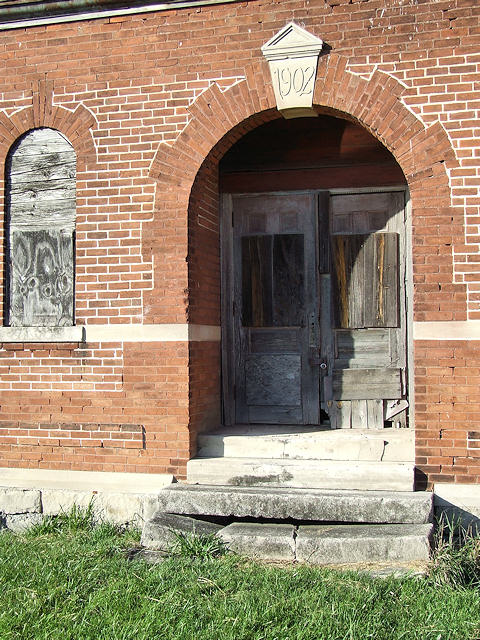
[0,0,478,485]
[415,341,480,488]
[0,341,190,476]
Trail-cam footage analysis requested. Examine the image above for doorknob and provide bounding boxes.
[308,349,327,369]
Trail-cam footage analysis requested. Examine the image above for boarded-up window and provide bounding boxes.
[5,128,76,326]
[241,234,305,327]
[332,233,399,329]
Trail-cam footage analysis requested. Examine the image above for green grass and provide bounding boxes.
[169,530,228,560]
[0,512,479,640]
[429,514,480,589]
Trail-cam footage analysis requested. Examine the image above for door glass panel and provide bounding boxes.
[242,233,304,327]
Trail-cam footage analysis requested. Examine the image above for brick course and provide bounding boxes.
[0,0,478,486]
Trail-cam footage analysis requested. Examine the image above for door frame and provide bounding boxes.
[220,186,412,429]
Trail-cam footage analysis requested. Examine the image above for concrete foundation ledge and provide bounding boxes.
[0,468,173,531]
[434,483,480,530]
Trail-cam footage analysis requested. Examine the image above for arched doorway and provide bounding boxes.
[219,114,410,431]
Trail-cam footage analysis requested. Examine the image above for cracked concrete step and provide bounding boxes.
[187,457,415,491]
[155,484,433,524]
[141,512,223,552]
[198,427,414,462]
[297,523,433,564]
[218,522,433,564]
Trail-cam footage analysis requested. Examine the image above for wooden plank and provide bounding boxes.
[335,329,391,368]
[349,235,365,328]
[10,181,75,201]
[241,235,273,327]
[10,200,76,231]
[10,155,75,182]
[272,233,304,326]
[378,233,399,327]
[332,368,402,400]
[351,399,368,428]
[332,234,368,329]
[334,400,352,429]
[364,233,399,328]
[367,400,384,429]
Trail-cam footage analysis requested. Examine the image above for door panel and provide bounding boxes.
[324,191,407,429]
[231,193,319,425]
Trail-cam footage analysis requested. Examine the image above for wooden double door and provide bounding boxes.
[221,190,408,429]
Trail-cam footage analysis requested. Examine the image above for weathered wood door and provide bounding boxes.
[323,191,407,428]
[222,190,408,429]
[222,193,320,425]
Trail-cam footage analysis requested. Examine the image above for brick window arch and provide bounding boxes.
[5,128,76,327]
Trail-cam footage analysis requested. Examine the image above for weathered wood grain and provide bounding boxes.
[6,128,76,327]
[9,229,74,326]
[231,193,319,425]
[332,368,402,400]
[245,354,301,406]
[332,233,399,329]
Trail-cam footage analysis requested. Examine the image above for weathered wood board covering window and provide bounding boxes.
[241,233,304,327]
[6,128,76,326]
[332,233,399,329]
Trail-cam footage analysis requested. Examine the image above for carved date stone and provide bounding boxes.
[261,22,323,119]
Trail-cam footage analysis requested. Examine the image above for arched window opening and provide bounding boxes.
[5,128,76,326]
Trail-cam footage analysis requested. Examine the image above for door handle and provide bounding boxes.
[310,357,327,368]
[308,348,327,369]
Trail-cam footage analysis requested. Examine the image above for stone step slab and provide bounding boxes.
[198,427,414,462]
[217,522,433,564]
[141,512,224,552]
[219,523,295,561]
[295,523,433,565]
[187,457,415,492]
[155,484,433,524]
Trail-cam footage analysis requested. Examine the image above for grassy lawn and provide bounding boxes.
[0,517,479,640]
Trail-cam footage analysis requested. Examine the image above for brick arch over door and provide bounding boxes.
[148,53,467,456]
[150,53,458,200]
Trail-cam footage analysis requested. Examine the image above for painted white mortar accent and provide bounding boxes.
[0,324,221,343]
[414,320,480,341]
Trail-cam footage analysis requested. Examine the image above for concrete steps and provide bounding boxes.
[189,426,415,492]
[141,484,434,566]
[219,522,433,564]
[187,457,415,492]
[153,484,433,523]
[197,426,414,462]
